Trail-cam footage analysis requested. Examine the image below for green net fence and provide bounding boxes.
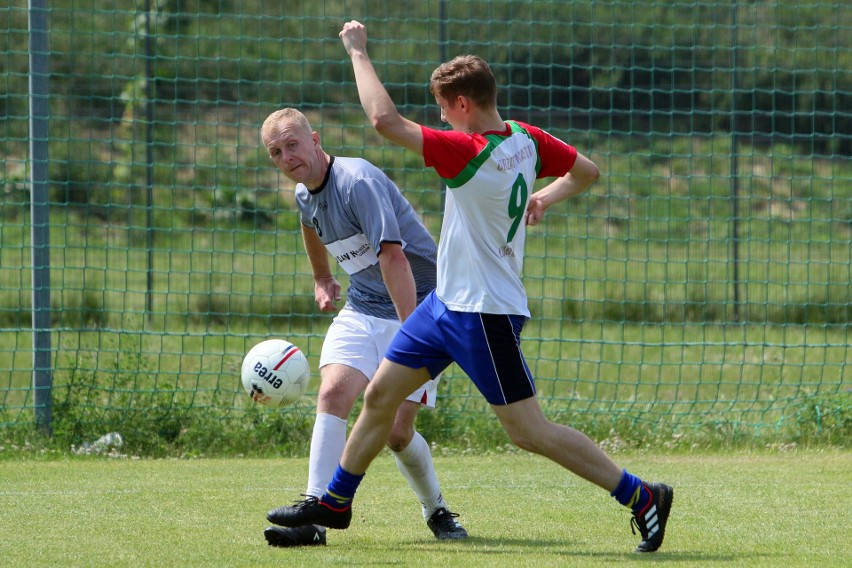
[1,1,850,449]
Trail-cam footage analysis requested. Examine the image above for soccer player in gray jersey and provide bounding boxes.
[260,108,467,547]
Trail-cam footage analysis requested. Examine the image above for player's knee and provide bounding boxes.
[385,429,411,452]
[363,381,396,411]
[505,428,543,453]
[315,387,354,417]
[510,435,537,453]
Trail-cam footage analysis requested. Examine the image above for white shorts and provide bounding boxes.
[320,308,439,408]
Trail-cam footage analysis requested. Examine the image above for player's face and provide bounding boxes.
[264,121,323,187]
[435,95,464,132]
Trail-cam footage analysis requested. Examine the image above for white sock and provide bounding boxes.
[305,412,347,498]
[392,431,448,519]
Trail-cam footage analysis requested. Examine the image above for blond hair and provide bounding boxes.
[261,108,313,143]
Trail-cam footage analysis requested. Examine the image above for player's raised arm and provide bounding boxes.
[340,20,423,155]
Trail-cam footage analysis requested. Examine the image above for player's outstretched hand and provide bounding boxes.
[340,20,368,56]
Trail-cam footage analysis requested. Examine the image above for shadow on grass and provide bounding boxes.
[354,535,745,564]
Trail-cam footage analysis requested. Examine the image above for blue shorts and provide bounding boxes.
[385,291,535,405]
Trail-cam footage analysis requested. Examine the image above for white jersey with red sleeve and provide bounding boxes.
[422,120,577,316]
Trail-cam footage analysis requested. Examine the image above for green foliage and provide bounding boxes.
[48,358,317,458]
[790,392,851,446]
[3,383,850,459]
[3,1,849,155]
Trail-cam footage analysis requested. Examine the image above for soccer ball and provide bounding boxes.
[241,339,310,406]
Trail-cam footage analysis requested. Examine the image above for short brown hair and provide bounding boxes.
[429,55,497,110]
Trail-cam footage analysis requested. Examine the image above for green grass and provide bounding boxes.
[0,450,849,567]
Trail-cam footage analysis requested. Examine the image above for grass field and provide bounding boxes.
[1,450,849,567]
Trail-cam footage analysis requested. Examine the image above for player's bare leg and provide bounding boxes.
[490,396,623,491]
[306,364,369,496]
[341,360,434,474]
[491,396,672,552]
[316,363,369,416]
[263,361,434,530]
[265,364,365,547]
[266,361,468,537]
[389,399,468,539]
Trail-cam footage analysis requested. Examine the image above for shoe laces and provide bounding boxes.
[294,494,320,508]
[630,514,647,538]
[431,508,461,528]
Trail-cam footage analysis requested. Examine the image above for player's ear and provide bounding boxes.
[312,131,321,146]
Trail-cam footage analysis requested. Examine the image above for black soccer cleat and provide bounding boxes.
[630,482,673,552]
[267,495,352,530]
[264,524,327,547]
[427,508,469,540]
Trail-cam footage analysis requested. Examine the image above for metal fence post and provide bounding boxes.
[29,0,53,434]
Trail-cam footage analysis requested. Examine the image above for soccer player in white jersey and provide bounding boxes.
[260,108,467,546]
[267,22,674,553]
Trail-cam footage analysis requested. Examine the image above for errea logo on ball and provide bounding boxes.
[241,339,310,407]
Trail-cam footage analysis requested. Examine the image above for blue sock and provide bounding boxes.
[611,469,651,512]
[321,464,364,510]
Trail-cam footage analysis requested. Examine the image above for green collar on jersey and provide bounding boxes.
[443,120,540,189]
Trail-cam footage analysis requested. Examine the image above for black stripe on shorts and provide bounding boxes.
[479,313,535,405]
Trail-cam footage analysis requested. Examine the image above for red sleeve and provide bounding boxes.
[421,125,490,179]
[513,121,578,179]
[421,122,578,180]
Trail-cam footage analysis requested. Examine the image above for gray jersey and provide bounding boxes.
[295,156,437,320]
